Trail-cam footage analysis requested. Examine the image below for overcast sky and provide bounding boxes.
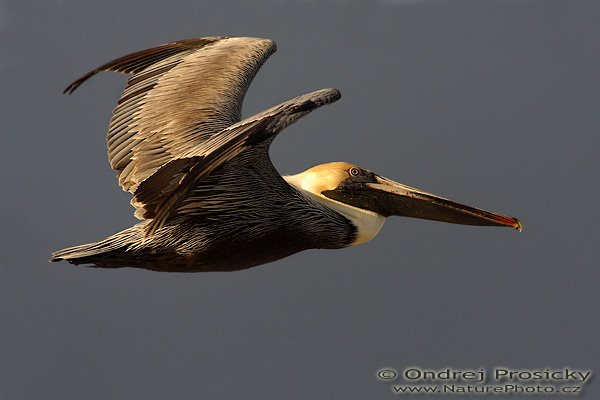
[1,1,599,399]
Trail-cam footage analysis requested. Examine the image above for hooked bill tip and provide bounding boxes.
[513,218,524,232]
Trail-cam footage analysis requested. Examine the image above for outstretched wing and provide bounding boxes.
[133,88,342,236]
[65,36,277,193]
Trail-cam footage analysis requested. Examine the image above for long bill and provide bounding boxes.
[365,176,522,230]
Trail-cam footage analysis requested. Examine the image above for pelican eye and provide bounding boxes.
[348,167,361,177]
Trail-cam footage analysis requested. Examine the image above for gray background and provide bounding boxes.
[1,0,598,399]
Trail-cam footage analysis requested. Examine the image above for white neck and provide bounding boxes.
[283,174,385,246]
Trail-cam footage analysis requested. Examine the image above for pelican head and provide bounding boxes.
[284,162,522,246]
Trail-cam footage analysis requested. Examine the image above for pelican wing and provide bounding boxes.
[65,37,277,193]
[133,88,342,235]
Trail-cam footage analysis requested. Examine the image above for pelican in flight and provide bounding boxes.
[51,37,521,272]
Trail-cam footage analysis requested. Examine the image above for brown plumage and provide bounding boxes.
[51,36,521,272]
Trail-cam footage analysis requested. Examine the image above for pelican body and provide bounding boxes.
[51,37,521,272]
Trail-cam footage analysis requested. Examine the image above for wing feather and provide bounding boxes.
[65,37,277,195]
[133,88,342,235]
[65,37,340,236]
[64,37,224,93]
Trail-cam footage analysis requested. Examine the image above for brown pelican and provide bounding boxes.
[50,37,522,272]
